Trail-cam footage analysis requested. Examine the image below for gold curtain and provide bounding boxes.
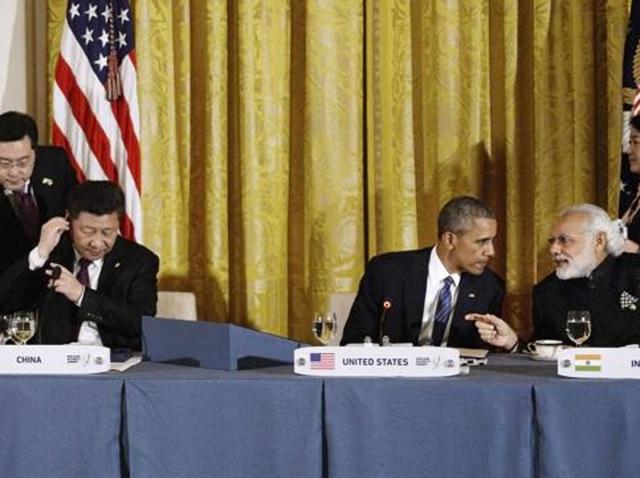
[47,0,629,342]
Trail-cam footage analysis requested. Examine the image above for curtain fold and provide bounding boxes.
[289,0,365,339]
[47,0,629,342]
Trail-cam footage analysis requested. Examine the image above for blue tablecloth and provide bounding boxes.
[323,364,536,478]
[6,353,640,477]
[534,378,640,478]
[0,374,123,478]
[123,363,324,478]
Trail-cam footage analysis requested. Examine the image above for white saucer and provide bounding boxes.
[529,354,558,362]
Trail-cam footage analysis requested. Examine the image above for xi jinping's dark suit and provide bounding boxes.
[0,146,77,274]
[340,247,505,347]
[0,235,158,350]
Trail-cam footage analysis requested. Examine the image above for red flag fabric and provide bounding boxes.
[53,0,141,241]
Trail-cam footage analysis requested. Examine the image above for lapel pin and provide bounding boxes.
[114,262,121,269]
[468,293,475,298]
[42,177,53,186]
[620,290,639,311]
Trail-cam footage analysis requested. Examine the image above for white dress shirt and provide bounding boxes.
[73,253,104,345]
[417,248,461,345]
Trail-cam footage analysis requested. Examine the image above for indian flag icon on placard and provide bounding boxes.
[574,354,602,372]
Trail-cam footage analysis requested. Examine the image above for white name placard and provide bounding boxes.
[0,345,110,374]
[294,345,460,377]
[557,347,640,379]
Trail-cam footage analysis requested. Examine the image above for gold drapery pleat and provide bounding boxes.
[46,0,629,342]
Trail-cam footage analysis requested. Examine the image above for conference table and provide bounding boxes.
[4,354,640,477]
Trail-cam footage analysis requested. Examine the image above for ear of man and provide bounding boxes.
[595,231,607,253]
[441,231,457,251]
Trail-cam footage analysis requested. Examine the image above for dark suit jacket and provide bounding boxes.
[340,247,505,347]
[0,146,77,274]
[0,235,158,350]
[533,253,640,346]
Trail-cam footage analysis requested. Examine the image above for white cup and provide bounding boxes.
[526,339,564,358]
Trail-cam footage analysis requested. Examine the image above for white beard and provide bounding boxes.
[554,246,599,280]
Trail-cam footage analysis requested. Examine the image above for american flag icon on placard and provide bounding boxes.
[310,353,335,370]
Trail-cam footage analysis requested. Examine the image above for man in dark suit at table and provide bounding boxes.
[341,196,504,347]
[0,111,78,275]
[0,180,158,350]
[470,204,640,348]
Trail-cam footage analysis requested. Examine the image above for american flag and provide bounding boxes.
[619,0,640,214]
[53,0,141,241]
[310,353,335,370]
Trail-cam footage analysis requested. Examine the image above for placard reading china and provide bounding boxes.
[0,345,110,374]
[294,346,460,377]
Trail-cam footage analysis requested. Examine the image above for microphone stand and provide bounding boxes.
[379,299,392,346]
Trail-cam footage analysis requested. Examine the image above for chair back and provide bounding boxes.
[156,291,198,321]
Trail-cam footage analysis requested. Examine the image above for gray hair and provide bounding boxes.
[437,196,495,236]
[559,204,625,257]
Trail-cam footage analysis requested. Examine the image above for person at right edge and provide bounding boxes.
[621,114,640,252]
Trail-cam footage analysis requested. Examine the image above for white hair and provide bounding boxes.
[559,204,626,257]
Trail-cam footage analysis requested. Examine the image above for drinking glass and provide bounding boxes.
[565,310,591,347]
[8,311,38,345]
[0,314,10,344]
[312,313,337,345]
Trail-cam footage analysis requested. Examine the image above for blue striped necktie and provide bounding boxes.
[431,276,454,346]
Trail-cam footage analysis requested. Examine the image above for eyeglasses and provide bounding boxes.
[0,157,33,170]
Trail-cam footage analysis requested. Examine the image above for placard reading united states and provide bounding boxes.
[53,0,141,241]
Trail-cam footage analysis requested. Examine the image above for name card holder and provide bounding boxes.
[294,345,460,377]
[557,347,640,379]
[0,345,110,374]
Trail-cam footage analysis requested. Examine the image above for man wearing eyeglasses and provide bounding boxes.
[0,111,77,275]
[469,204,640,348]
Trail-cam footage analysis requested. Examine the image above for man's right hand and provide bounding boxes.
[37,217,70,259]
[465,313,519,351]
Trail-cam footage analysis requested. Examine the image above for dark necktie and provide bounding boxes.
[431,276,454,346]
[76,258,92,287]
[14,190,39,242]
[74,258,92,340]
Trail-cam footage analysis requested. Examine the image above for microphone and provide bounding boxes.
[379,298,393,346]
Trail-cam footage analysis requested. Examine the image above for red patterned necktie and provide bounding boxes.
[14,190,39,241]
[74,258,93,340]
[76,258,92,287]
